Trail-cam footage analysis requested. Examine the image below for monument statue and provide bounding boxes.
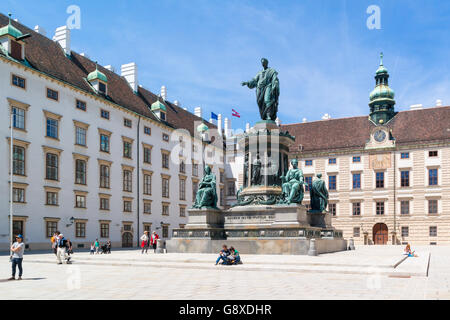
[310,173,329,212]
[251,155,262,185]
[241,58,280,121]
[193,165,218,209]
[280,159,304,204]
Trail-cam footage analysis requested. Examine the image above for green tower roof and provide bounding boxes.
[151,99,166,112]
[87,63,108,83]
[0,14,23,39]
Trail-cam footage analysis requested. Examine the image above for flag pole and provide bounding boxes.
[9,110,14,255]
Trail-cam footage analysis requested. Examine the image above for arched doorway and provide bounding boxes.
[122,232,133,248]
[373,223,388,245]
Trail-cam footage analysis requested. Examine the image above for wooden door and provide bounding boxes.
[373,223,388,245]
[121,232,133,248]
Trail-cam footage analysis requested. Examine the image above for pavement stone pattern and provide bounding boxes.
[0,245,448,300]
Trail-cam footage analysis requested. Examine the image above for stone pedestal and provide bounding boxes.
[307,211,332,229]
[184,208,223,229]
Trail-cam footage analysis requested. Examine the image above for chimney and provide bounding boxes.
[436,99,442,107]
[174,100,180,107]
[183,107,187,111]
[302,118,307,123]
[34,25,46,36]
[161,86,167,100]
[194,107,202,119]
[245,123,250,132]
[104,65,115,73]
[53,26,71,54]
[121,63,138,92]
[321,113,331,120]
[217,114,223,136]
[410,104,423,110]
[224,117,230,137]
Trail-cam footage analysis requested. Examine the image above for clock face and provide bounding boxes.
[374,130,386,142]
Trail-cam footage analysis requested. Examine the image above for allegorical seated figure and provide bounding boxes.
[310,173,329,212]
[280,159,304,204]
[193,165,218,209]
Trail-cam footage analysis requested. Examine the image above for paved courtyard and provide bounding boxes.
[1,245,449,300]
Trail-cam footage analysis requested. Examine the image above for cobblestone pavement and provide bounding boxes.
[0,246,448,300]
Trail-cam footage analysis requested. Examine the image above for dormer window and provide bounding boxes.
[87,63,108,95]
[151,99,167,121]
[0,14,29,61]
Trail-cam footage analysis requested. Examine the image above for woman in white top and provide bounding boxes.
[140,231,149,254]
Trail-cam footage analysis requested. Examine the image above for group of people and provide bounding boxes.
[51,231,73,264]
[90,239,111,254]
[215,245,241,265]
[140,231,159,253]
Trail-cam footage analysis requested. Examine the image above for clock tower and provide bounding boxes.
[368,53,397,125]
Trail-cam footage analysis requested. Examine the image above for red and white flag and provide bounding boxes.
[232,108,240,118]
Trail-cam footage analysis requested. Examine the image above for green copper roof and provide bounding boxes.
[151,99,166,112]
[376,52,388,74]
[197,123,209,133]
[0,14,23,39]
[369,85,395,101]
[87,64,108,83]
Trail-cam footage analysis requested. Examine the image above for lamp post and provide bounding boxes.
[9,109,14,254]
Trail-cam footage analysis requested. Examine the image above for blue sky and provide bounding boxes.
[2,0,450,131]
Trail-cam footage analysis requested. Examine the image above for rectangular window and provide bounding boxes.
[179,161,186,174]
[193,163,199,176]
[401,226,409,237]
[123,200,132,212]
[192,182,198,201]
[13,146,25,175]
[401,152,409,159]
[144,202,152,214]
[400,171,410,187]
[429,151,438,157]
[100,134,110,153]
[124,118,132,128]
[100,109,110,119]
[180,206,186,217]
[46,192,58,205]
[429,226,437,237]
[76,100,86,111]
[47,88,59,101]
[162,205,169,216]
[162,133,169,142]
[328,175,337,191]
[46,221,57,238]
[144,126,151,135]
[75,127,87,146]
[429,169,438,186]
[352,173,361,189]
[100,165,110,188]
[75,195,86,208]
[227,182,236,196]
[305,160,313,166]
[352,202,361,216]
[75,159,87,185]
[46,118,59,139]
[12,74,26,89]
[98,82,106,94]
[143,147,151,164]
[428,200,438,215]
[12,188,25,203]
[12,107,25,129]
[100,223,109,238]
[353,227,360,237]
[328,158,336,164]
[376,202,385,215]
[143,174,152,195]
[375,172,384,188]
[123,170,132,192]
[46,153,59,180]
[162,178,170,198]
[179,179,186,200]
[352,156,361,163]
[401,201,410,215]
[162,225,169,238]
[329,203,336,216]
[75,222,86,238]
[304,176,312,192]
[123,141,132,158]
[100,198,110,210]
[162,153,169,169]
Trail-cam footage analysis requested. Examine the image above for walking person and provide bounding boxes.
[150,231,159,253]
[94,239,100,254]
[65,238,73,264]
[56,234,68,264]
[106,240,111,254]
[140,231,149,254]
[51,231,60,255]
[9,235,25,280]
[90,243,95,255]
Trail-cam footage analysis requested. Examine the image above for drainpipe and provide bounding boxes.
[393,149,397,245]
[136,116,141,247]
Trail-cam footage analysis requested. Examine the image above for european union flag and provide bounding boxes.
[211,112,218,120]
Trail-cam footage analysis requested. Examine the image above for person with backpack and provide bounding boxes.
[56,234,68,264]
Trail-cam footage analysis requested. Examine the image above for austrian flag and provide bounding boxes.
[232,108,240,118]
